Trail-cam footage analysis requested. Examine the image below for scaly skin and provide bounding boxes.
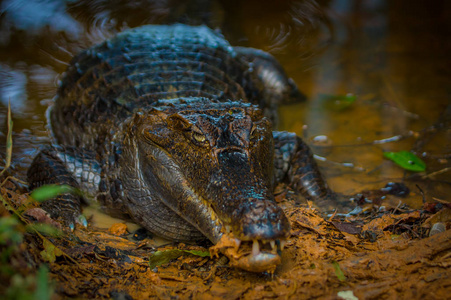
[28,24,334,272]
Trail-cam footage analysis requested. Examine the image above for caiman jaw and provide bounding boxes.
[210,223,288,273]
[199,194,289,273]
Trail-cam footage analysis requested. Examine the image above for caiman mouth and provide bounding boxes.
[211,228,287,273]
[198,194,289,273]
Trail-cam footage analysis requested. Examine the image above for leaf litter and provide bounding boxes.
[1,180,450,299]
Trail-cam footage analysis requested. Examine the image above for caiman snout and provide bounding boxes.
[232,200,290,241]
[211,150,290,241]
[224,199,290,272]
[208,150,291,272]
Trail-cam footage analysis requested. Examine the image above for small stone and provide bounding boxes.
[429,222,446,236]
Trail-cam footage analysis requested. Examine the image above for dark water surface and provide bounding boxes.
[0,0,449,210]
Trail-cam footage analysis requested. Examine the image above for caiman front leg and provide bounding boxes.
[27,146,101,229]
[273,131,353,211]
[234,46,306,127]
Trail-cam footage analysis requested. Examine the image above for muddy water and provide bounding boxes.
[0,0,449,220]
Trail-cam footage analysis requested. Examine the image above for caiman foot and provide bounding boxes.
[24,194,88,232]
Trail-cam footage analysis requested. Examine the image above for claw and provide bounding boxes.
[77,214,88,228]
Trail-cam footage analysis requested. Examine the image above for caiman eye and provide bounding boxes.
[192,131,207,144]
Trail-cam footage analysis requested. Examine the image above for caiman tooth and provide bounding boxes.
[234,238,241,251]
[270,240,276,251]
[252,240,260,257]
[280,240,286,251]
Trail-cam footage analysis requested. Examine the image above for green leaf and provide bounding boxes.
[332,261,346,282]
[383,150,426,172]
[34,265,52,300]
[0,216,23,245]
[182,249,211,257]
[149,249,210,269]
[30,184,74,202]
[319,94,356,111]
[148,250,183,269]
[26,223,62,237]
[0,215,19,231]
[40,239,63,263]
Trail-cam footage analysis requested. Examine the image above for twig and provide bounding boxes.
[1,176,28,188]
[421,167,451,179]
[392,200,403,214]
[431,197,448,204]
[416,184,426,204]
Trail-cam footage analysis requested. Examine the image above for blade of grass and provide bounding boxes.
[0,101,13,177]
[332,261,346,282]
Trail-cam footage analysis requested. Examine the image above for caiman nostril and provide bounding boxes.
[214,146,247,160]
[233,200,291,241]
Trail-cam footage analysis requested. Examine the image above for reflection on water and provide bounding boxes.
[0,63,27,112]
[1,0,81,37]
[0,0,449,212]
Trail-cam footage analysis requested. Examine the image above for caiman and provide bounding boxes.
[27,24,337,272]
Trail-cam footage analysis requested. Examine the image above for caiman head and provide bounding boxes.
[121,99,291,272]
